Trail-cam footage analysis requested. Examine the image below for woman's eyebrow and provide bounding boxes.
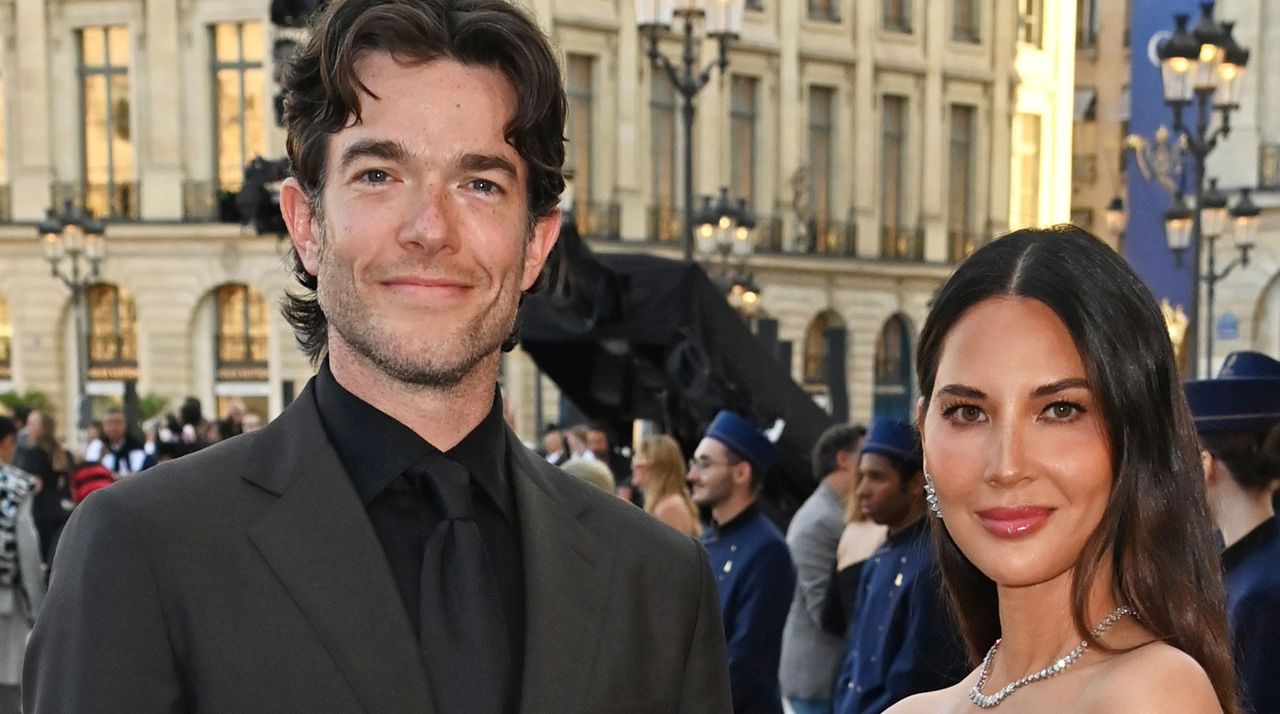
[1031,378,1090,398]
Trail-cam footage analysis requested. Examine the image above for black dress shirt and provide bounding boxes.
[314,361,525,700]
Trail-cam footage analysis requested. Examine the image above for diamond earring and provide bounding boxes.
[924,473,943,519]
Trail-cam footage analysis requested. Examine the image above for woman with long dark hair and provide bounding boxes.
[889,226,1236,712]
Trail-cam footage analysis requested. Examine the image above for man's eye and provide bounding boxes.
[470,179,499,194]
[360,170,390,183]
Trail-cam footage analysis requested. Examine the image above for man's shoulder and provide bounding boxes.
[787,486,843,537]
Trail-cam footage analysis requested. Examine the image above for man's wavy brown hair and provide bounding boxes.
[278,0,566,363]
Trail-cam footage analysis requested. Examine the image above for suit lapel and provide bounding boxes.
[508,431,613,712]
[244,383,434,714]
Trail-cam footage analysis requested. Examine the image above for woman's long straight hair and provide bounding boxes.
[915,226,1239,714]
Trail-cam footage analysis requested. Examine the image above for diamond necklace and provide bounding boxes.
[968,605,1134,709]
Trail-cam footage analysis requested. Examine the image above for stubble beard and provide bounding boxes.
[316,219,527,390]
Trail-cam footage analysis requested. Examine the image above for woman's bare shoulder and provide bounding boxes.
[883,676,976,714]
[1090,642,1222,713]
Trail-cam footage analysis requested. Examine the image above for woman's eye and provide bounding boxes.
[1046,402,1082,420]
[958,405,983,422]
[941,403,985,424]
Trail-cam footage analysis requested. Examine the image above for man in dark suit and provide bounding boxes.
[23,0,732,711]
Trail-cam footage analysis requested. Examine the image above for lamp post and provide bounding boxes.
[695,186,761,316]
[38,201,106,430]
[636,0,746,261]
[1154,2,1250,376]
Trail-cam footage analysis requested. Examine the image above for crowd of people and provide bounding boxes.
[11,0,1280,711]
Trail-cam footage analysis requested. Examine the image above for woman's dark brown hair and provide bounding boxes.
[916,226,1239,713]
[278,0,567,362]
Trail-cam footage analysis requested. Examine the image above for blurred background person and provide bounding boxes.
[821,459,888,639]
[691,410,794,714]
[559,457,616,494]
[1186,350,1280,714]
[0,416,44,711]
[83,408,154,477]
[541,423,568,466]
[779,423,865,714]
[13,411,74,569]
[241,412,264,434]
[565,424,591,460]
[631,434,700,538]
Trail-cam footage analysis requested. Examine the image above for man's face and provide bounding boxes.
[587,430,609,459]
[0,434,14,464]
[281,54,559,388]
[687,438,744,509]
[855,452,923,532]
[103,413,126,444]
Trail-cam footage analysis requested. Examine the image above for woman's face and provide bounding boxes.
[630,458,651,488]
[919,297,1113,590]
[27,412,46,442]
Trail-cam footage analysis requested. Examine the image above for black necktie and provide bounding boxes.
[405,454,513,714]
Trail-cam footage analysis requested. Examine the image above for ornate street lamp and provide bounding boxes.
[694,186,760,316]
[1152,1,1251,376]
[636,0,746,261]
[38,200,106,430]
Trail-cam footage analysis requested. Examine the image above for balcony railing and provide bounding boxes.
[575,202,621,241]
[183,180,242,223]
[805,217,857,257]
[0,335,10,380]
[948,228,990,262]
[880,225,925,261]
[806,0,840,22]
[51,181,140,221]
[754,216,786,254]
[646,204,684,244]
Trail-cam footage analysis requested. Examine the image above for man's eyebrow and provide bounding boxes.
[1031,378,1090,398]
[337,139,413,172]
[936,384,986,400]
[455,152,518,178]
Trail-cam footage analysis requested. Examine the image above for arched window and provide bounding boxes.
[215,283,269,381]
[803,309,846,384]
[873,313,913,420]
[0,296,11,380]
[87,283,138,380]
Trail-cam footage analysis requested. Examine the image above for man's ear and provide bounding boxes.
[521,209,562,292]
[280,177,322,276]
[1200,449,1217,485]
[732,460,754,490]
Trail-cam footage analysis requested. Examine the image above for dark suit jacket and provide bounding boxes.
[24,382,732,713]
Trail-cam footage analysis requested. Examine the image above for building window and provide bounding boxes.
[729,75,758,208]
[884,0,911,33]
[881,95,912,257]
[1077,0,1099,50]
[948,105,977,260]
[746,0,764,10]
[650,78,681,242]
[565,54,595,209]
[1011,113,1042,229]
[1019,0,1043,47]
[0,296,11,381]
[215,284,269,382]
[212,22,266,194]
[807,0,839,22]
[803,309,845,384]
[808,86,836,226]
[953,0,980,43]
[79,26,136,219]
[87,283,138,381]
[873,314,912,420]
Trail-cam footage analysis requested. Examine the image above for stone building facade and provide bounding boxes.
[0,0,1075,444]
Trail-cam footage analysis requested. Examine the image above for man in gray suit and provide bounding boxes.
[23,0,732,711]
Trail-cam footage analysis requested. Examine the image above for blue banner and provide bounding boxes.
[1124,0,1203,315]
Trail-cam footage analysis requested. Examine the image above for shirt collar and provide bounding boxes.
[1222,516,1279,572]
[712,501,760,537]
[314,360,514,520]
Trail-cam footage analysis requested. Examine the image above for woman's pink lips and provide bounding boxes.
[976,506,1052,538]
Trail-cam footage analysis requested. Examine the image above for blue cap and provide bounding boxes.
[704,410,777,476]
[1185,351,1280,434]
[860,418,922,475]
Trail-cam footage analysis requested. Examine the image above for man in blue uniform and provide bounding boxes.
[1185,351,1280,714]
[690,410,796,714]
[832,419,966,714]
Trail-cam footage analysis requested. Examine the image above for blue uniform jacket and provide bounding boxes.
[703,503,796,714]
[1222,517,1280,714]
[832,518,967,714]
